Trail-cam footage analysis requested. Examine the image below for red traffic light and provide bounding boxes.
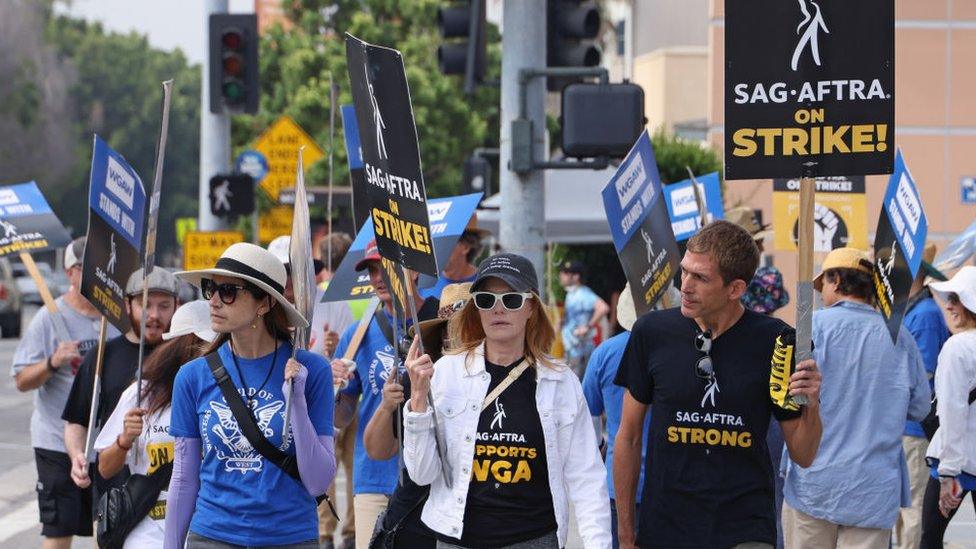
[221,30,243,50]
[222,53,243,76]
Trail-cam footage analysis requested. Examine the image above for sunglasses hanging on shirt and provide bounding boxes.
[694,330,714,381]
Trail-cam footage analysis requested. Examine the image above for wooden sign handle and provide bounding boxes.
[798,178,815,281]
[19,253,58,315]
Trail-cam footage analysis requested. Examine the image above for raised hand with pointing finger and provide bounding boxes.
[405,335,434,413]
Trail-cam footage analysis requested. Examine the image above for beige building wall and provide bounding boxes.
[707,0,976,321]
[634,46,708,135]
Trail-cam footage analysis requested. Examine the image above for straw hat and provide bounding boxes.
[408,283,472,353]
[175,242,308,328]
[813,247,873,291]
[725,206,773,242]
[162,300,217,342]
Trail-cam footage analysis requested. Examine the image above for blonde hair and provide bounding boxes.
[446,293,558,369]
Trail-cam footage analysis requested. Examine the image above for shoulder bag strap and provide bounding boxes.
[481,359,531,413]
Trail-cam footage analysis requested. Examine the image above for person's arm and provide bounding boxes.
[14,341,80,392]
[364,379,404,461]
[402,336,442,486]
[64,423,92,488]
[904,334,933,422]
[933,339,973,479]
[589,297,611,329]
[563,386,612,548]
[582,350,606,445]
[163,437,201,549]
[98,408,146,479]
[779,359,822,468]
[284,358,336,497]
[613,393,647,549]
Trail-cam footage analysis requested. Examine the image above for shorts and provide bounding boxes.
[34,448,93,538]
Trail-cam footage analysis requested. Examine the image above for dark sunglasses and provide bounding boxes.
[946,293,960,305]
[201,278,254,305]
[472,291,533,311]
[694,330,714,380]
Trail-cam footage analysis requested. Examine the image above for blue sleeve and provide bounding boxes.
[900,328,933,422]
[580,287,599,310]
[904,312,948,375]
[582,347,605,416]
[298,351,335,437]
[170,360,201,438]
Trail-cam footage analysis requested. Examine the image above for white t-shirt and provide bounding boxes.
[94,382,173,549]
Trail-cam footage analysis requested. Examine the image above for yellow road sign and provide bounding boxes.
[259,206,293,245]
[252,116,324,200]
[175,217,197,247]
[183,231,245,271]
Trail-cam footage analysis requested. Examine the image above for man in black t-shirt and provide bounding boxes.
[613,221,823,549]
[61,267,178,507]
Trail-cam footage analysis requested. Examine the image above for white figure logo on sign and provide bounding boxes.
[641,228,655,263]
[365,64,388,160]
[107,233,117,274]
[878,241,897,279]
[0,219,17,238]
[791,0,829,71]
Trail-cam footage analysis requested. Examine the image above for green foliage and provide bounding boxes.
[44,16,201,257]
[233,0,501,207]
[650,129,723,186]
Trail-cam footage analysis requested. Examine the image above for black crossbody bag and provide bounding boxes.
[205,353,338,518]
[921,387,976,440]
[95,461,174,548]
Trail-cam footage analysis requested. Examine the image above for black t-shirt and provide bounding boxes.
[62,336,152,429]
[614,308,801,548]
[445,358,557,548]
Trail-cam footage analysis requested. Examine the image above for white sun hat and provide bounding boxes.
[617,283,637,332]
[930,265,976,315]
[174,242,308,328]
[162,300,217,342]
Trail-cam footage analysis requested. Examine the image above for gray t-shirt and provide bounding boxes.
[10,296,120,453]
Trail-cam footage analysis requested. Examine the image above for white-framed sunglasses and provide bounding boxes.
[472,291,534,311]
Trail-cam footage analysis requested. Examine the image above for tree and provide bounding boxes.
[233,0,501,208]
[44,15,201,257]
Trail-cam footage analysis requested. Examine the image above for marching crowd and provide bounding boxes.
[9,211,976,549]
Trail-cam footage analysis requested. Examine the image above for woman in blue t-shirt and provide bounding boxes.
[163,243,336,549]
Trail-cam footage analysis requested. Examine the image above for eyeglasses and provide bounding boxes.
[946,293,960,305]
[472,291,533,311]
[201,278,252,305]
[694,330,714,380]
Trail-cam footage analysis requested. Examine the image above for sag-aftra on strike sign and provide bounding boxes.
[725,0,894,180]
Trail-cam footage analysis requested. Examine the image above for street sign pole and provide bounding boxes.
[199,0,230,231]
[499,0,546,296]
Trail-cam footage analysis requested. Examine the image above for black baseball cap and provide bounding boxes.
[471,253,539,294]
[559,260,585,275]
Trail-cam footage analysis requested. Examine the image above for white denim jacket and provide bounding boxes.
[403,343,612,548]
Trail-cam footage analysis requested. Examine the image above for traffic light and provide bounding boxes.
[209,174,255,217]
[561,82,646,158]
[463,154,492,199]
[546,1,601,91]
[437,0,486,93]
[209,14,259,114]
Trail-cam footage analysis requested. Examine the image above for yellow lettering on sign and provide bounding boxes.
[731,124,889,158]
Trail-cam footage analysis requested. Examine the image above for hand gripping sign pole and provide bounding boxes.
[132,79,174,463]
[283,147,316,441]
[82,317,110,459]
[792,178,814,406]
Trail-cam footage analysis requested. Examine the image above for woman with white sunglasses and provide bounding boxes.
[403,253,611,549]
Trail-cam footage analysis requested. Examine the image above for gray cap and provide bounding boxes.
[125,267,180,297]
[64,237,86,270]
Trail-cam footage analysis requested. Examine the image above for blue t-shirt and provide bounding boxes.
[170,340,334,546]
[337,310,404,495]
[903,294,950,437]
[581,332,650,501]
[419,271,477,300]
[562,285,600,359]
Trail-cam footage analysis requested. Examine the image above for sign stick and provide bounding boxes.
[402,266,453,488]
[793,177,815,406]
[327,73,337,270]
[82,317,109,458]
[18,252,71,342]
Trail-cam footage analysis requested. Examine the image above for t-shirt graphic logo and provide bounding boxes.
[209,400,284,473]
[701,376,720,408]
[490,399,506,430]
[370,347,399,395]
[791,0,829,71]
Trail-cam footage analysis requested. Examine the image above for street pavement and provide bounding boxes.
[0,337,971,547]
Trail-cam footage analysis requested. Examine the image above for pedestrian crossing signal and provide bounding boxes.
[209,174,254,217]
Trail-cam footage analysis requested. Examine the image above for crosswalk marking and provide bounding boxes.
[0,501,37,544]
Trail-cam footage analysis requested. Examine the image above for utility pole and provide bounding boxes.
[499,0,546,294]
[199,0,230,231]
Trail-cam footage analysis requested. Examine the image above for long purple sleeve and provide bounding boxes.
[290,366,337,496]
[164,437,201,549]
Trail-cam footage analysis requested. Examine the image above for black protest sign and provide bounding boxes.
[82,136,146,332]
[601,131,680,316]
[0,182,71,257]
[725,0,894,180]
[346,34,438,276]
[873,151,928,342]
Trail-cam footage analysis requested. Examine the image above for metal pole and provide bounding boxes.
[499,0,546,296]
[199,0,231,231]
